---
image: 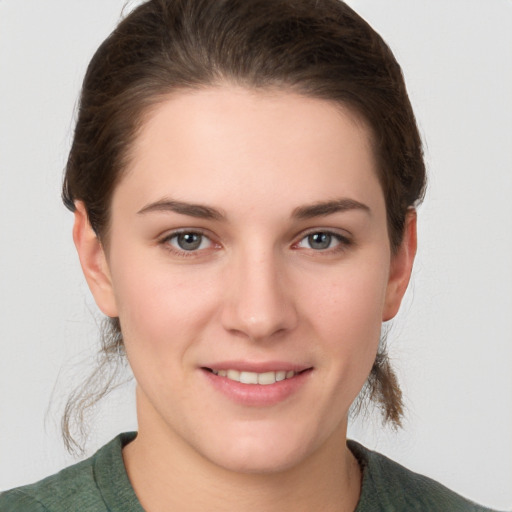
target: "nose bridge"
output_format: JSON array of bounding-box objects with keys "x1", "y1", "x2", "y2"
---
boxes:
[{"x1": 221, "y1": 243, "x2": 297, "y2": 341}]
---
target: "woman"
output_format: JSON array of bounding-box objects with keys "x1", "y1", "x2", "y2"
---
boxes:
[{"x1": 0, "y1": 0, "x2": 506, "y2": 510}]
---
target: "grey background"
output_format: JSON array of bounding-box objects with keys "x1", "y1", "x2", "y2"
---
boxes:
[{"x1": 0, "y1": 1, "x2": 511, "y2": 509}]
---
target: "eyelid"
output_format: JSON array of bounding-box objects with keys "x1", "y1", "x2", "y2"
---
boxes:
[
  {"x1": 159, "y1": 227, "x2": 208, "y2": 241},
  {"x1": 295, "y1": 226, "x2": 352, "y2": 241},
  {"x1": 158, "y1": 228, "x2": 220, "y2": 257},
  {"x1": 292, "y1": 228, "x2": 353, "y2": 252},
  {"x1": 156, "y1": 227, "x2": 352, "y2": 257}
]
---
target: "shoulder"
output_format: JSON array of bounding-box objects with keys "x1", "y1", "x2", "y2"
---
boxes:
[
  {"x1": 0, "y1": 455, "x2": 98, "y2": 512},
  {"x1": 0, "y1": 432, "x2": 138, "y2": 512},
  {"x1": 349, "y1": 440, "x2": 501, "y2": 512},
  {"x1": 0, "y1": 489, "x2": 48, "y2": 512}
]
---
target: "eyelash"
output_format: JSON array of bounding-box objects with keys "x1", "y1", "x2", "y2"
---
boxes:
[
  {"x1": 159, "y1": 229, "x2": 216, "y2": 258},
  {"x1": 158, "y1": 229, "x2": 352, "y2": 258},
  {"x1": 293, "y1": 229, "x2": 352, "y2": 254}
]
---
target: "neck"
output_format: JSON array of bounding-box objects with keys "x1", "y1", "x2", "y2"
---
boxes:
[{"x1": 123, "y1": 396, "x2": 361, "y2": 512}]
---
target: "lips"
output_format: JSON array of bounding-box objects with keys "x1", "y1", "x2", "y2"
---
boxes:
[
  {"x1": 206, "y1": 368, "x2": 301, "y2": 385},
  {"x1": 201, "y1": 363, "x2": 312, "y2": 406}
]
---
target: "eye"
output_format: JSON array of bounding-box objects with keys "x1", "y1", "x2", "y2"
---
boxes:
[
  {"x1": 296, "y1": 231, "x2": 348, "y2": 251},
  {"x1": 166, "y1": 231, "x2": 213, "y2": 252}
]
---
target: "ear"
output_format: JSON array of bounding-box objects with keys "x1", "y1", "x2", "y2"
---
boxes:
[
  {"x1": 73, "y1": 202, "x2": 118, "y2": 318},
  {"x1": 382, "y1": 209, "x2": 417, "y2": 321}
]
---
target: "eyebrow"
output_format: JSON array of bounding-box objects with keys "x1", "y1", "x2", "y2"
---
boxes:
[
  {"x1": 137, "y1": 199, "x2": 226, "y2": 221},
  {"x1": 291, "y1": 198, "x2": 371, "y2": 219},
  {"x1": 137, "y1": 197, "x2": 370, "y2": 221}
]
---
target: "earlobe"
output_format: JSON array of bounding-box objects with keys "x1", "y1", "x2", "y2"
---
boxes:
[
  {"x1": 382, "y1": 209, "x2": 417, "y2": 322},
  {"x1": 73, "y1": 202, "x2": 118, "y2": 318}
]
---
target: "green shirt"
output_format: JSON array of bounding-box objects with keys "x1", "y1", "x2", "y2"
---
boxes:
[{"x1": 0, "y1": 432, "x2": 500, "y2": 511}]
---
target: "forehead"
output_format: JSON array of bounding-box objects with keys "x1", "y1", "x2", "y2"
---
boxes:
[{"x1": 115, "y1": 86, "x2": 383, "y2": 217}]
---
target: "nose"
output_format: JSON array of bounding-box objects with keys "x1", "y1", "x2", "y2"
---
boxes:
[{"x1": 220, "y1": 248, "x2": 298, "y2": 342}]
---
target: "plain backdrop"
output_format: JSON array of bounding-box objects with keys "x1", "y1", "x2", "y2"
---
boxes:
[{"x1": 0, "y1": 0, "x2": 511, "y2": 509}]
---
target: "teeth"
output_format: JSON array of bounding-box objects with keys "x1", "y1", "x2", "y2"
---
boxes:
[
  {"x1": 276, "y1": 370, "x2": 286, "y2": 382},
  {"x1": 210, "y1": 369, "x2": 299, "y2": 385},
  {"x1": 240, "y1": 371, "x2": 258, "y2": 384},
  {"x1": 257, "y1": 371, "x2": 276, "y2": 385},
  {"x1": 227, "y1": 369, "x2": 240, "y2": 381}
]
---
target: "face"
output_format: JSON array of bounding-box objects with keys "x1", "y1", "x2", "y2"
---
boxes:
[{"x1": 76, "y1": 86, "x2": 415, "y2": 474}]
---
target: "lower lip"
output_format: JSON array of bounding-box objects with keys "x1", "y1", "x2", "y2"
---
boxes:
[{"x1": 201, "y1": 368, "x2": 312, "y2": 407}]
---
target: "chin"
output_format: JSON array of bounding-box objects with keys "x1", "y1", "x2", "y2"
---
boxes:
[
  {"x1": 209, "y1": 443, "x2": 308, "y2": 475},
  {"x1": 196, "y1": 422, "x2": 323, "y2": 475}
]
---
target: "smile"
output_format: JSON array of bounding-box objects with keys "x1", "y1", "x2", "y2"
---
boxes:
[
  {"x1": 202, "y1": 366, "x2": 313, "y2": 406},
  {"x1": 208, "y1": 369, "x2": 299, "y2": 385}
]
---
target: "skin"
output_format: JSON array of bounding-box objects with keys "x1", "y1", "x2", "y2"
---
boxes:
[{"x1": 73, "y1": 86, "x2": 416, "y2": 511}]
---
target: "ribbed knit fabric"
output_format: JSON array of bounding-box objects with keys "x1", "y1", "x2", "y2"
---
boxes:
[
  {"x1": 0, "y1": 433, "x2": 142, "y2": 512},
  {"x1": 0, "y1": 433, "x2": 501, "y2": 511},
  {"x1": 348, "y1": 441, "x2": 499, "y2": 512}
]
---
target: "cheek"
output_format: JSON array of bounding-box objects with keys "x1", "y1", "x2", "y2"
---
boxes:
[
  {"x1": 299, "y1": 257, "x2": 389, "y2": 384},
  {"x1": 110, "y1": 264, "x2": 224, "y2": 409},
  {"x1": 108, "y1": 247, "x2": 220, "y2": 361},
  {"x1": 306, "y1": 263, "x2": 388, "y2": 338}
]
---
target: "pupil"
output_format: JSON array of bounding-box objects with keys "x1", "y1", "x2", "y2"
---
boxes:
[
  {"x1": 309, "y1": 232, "x2": 331, "y2": 250},
  {"x1": 178, "y1": 233, "x2": 202, "y2": 250}
]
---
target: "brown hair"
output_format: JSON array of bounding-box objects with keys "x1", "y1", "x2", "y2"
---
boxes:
[{"x1": 62, "y1": 0, "x2": 426, "y2": 452}]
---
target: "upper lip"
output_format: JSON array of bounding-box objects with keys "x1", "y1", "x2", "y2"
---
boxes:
[{"x1": 201, "y1": 361, "x2": 312, "y2": 373}]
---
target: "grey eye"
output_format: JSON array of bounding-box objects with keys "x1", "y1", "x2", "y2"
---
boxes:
[
  {"x1": 296, "y1": 231, "x2": 344, "y2": 251},
  {"x1": 171, "y1": 232, "x2": 208, "y2": 251},
  {"x1": 307, "y1": 232, "x2": 334, "y2": 250}
]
